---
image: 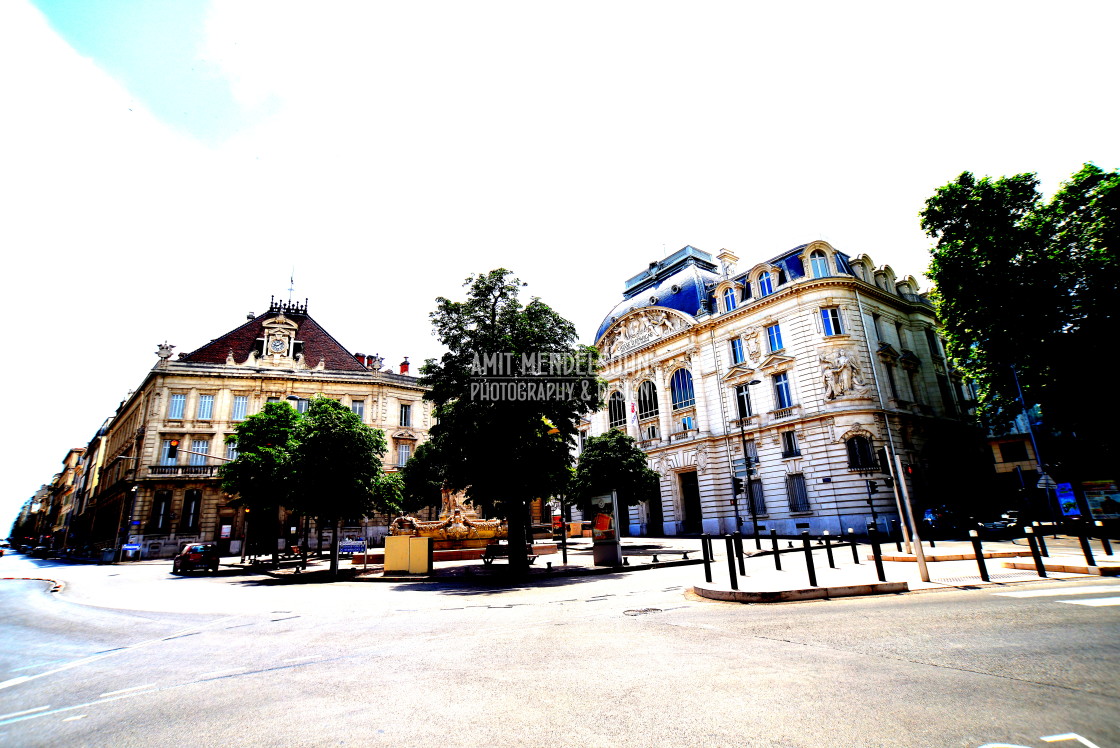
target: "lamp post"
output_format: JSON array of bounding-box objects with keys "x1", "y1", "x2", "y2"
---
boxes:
[{"x1": 737, "y1": 380, "x2": 762, "y2": 550}]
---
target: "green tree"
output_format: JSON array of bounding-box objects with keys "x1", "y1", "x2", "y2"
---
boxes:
[
  {"x1": 399, "y1": 440, "x2": 445, "y2": 517},
  {"x1": 292, "y1": 396, "x2": 394, "y2": 576},
  {"x1": 572, "y1": 430, "x2": 660, "y2": 516},
  {"x1": 421, "y1": 269, "x2": 603, "y2": 573},
  {"x1": 921, "y1": 163, "x2": 1119, "y2": 487},
  {"x1": 219, "y1": 401, "x2": 302, "y2": 563}
]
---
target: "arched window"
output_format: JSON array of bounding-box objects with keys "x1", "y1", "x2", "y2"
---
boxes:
[
  {"x1": 810, "y1": 250, "x2": 830, "y2": 278},
  {"x1": 670, "y1": 369, "x2": 695, "y2": 410},
  {"x1": 758, "y1": 272, "x2": 773, "y2": 297},
  {"x1": 846, "y1": 436, "x2": 877, "y2": 470},
  {"x1": 608, "y1": 392, "x2": 626, "y2": 428},
  {"x1": 722, "y1": 287, "x2": 737, "y2": 312},
  {"x1": 637, "y1": 381, "x2": 659, "y2": 420}
]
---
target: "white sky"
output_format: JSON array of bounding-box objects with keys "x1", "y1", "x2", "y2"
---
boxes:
[{"x1": 1, "y1": 0, "x2": 1116, "y2": 531}]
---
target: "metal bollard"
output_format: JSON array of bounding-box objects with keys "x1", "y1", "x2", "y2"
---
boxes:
[
  {"x1": 1033, "y1": 522, "x2": 1049, "y2": 557},
  {"x1": 801, "y1": 531, "x2": 818, "y2": 587},
  {"x1": 770, "y1": 528, "x2": 782, "y2": 571},
  {"x1": 868, "y1": 526, "x2": 886, "y2": 582},
  {"x1": 891, "y1": 519, "x2": 902, "y2": 552},
  {"x1": 734, "y1": 532, "x2": 746, "y2": 576},
  {"x1": 968, "y1": 530, "x2": 989, "y2": 582},
  {"x1": 1024, "y1": 527, "x2": 1047, "y2": 578},
  {"x1": 823, "y1": 531, "x2": 836, "y2": 569},
  {"x1": 1095, "y1": 521, "x2": 1113, "y2": 556},
  {"x1": 701, "y1": 533, "x2": 712, "y2": 583},
  {"x1": 724, "y1": 535, "x2": 738, "y2": 590},
  {"x1": 848, "y1": 528, "x2": 860, "y2": 564},
  {"x1": 1078, "y1": 531, "x2": 1097, "y2": 567}
]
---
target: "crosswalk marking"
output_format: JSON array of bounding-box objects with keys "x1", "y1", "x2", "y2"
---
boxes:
[
  {"x1": 1055, "y1": 596, "x2": 1120, "y2": 607},
  {"x1": 993, "y1": 585, "x2": 1120, "y2": 598}
]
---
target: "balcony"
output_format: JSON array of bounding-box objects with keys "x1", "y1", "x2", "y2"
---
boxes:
[
  {"x1": 146, "y1": 465, "x2": 219, "y2": 478},
  {"x1": 768, "y1": 405, "x2": 801, "y2": 423},
  {"x1": 669, "y1": 429, "x2": 698, "y2": 443}
]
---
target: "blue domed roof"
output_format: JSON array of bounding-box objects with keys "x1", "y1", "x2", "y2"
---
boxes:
[{"x1": 595, "y1": 246, "x2": 722, "y2": 342}]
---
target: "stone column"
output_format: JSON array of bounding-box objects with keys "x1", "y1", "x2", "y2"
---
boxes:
[{"x1": 655, "y1": 365, "x2": 672, "y2": 444}]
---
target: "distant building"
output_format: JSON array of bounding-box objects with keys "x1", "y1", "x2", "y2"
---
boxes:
[
  {"x1": 584, "y1": 243, "x2": 986, "y2": 537},
  {"x1": 68, "y1": 298, "x2": 430, "y2": 559}
]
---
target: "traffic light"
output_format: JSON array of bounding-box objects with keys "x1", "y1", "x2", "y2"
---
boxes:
[
  {"x1": 167, "y1": 439, "x2": 180, "y2": 460},
  {"x1": 733, "y1": 477, "x2": 744, "y2": 495},
  {"x1": 866, "y1": 480, "x2": 878, "y2": 494}
]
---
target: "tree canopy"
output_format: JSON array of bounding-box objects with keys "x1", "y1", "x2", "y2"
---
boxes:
[
  {"x1": 219, "y1": 401, "x2": 302, "y2": 514},
  {"x1": 921, "y1": 163, "x2": 1119, "y2": 480},
  {"x1": 572, "y1": 430, "x2": 660, "y2": 515},
  {"x1": 420, "y1": 269, "x2": 603, "y2": 571}
]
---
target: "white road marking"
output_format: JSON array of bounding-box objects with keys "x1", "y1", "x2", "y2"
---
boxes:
[
  {"x1": 993, "y1": 585, "x2": 1120, "y2": 598},
  {"x1": 1041, "y1": 734, "x2": 1104, "y2": 748},
  {"x1": 0, "y1": 615, "x2": 239, "y2": 692},
  {"x1": 62, "y1": 715, "x2": 87, "y2": 722},
  {"x1": 199, "y1": 668, "x2": 245, "y2": 678},
  {"x1": 98, "y1": 684, "x2": 156, "y2": 698},
  {"x1": 1056, "y1": 596, "x2": 1120, "y2": 607},
  {"x1": 0, "y1": 706, "x2": 48, "y2": 721},
  {"x1": 281, "y1": 656, "x2": 318, "y2": 663}
]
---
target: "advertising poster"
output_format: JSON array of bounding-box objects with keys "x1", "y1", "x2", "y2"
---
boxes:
[
  {"x1": 1055, "y1": 483, "x2": 1080, "y2": 517},
  {"x1": 1082, "y1": 480, "x2": 1120, "y2": 520}
]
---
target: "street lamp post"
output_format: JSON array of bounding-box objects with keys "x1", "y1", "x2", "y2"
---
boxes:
[{"x1": 737, "y1": 380, "x2": 762, "y2": 550}]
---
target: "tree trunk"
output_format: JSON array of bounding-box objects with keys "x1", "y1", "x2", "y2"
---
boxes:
[
  {"x1": 330, "y1": 518, "x2": 340, "y2": 577},
  {"x1": 506, "y1": 500, "x2": 531, "y2": 576}
]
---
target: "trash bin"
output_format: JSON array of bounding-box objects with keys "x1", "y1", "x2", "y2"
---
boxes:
[
  {"x1": 100, "y1": 548, "x2": 117, "y2": 564},
  {"x1": 122, "y1": 548, "x2": 139, "y2": 561}
]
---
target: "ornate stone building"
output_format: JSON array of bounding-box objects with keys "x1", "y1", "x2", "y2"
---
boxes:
[
  {"x1": 586, "y1": 243, "x2": 979, "y2": 537},
  {"x1": 72, "y1": 299, "x2": 431, "y2": 558}
]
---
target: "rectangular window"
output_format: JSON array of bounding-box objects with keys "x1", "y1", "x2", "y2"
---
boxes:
[
  {"x1": 730, "y1": 338, "x2": 745, "y2": 365},
  {"x1": 351, "y1": 399, "x2": 365, "y2": 419},
  {"x1": 149, "y1": 490, "x2": 171, "y2": 532},
  {"x1": 680, "y1": 415, "x2": 695, "y2": 431},
  {"x1": 294, "y1": 398, "x2": 310, "y2": 414},
  {"x1": 773, "y1": 372, "x2": 793, "y2": 409},
  {"x1": 161, "y1": 439, "x2": 179, "y2": 466},
  {"x1": 821, "y1": 307, "x2": 844, "y2": 336},
  {"x1": 925, "y1": 329, "x2": 941, "y2": 357},
  {"x1": 168, "y1": 394, "x2": 186, "y2": 420},
  {"x1": 266, "y1": 396, "x2": 280, "y2": 403},
  {"x1": 397, "y1": 443, "x2": 411, "y2": 467},
  {"x1": 189, "y1": 439, "x2": 209, "y2": 466},
  {"x1": 735, "y1": 384, "x2": 753, "y2": 420},
  {"x1": 197, "y1": 394, "x2": 214, "y2": 420},
  {"x1": 885, "y1": 363, "x2": 899, "y2": 399},
  {"x1": 936, "y1": 374, "x2": 957, "y2": 417},
  {"x1": 180, "y1": 489, "x2": 201, "y2": 531},
  {"x1": 231, "y1": 396, "x2": 248, "y2": 421},
  {"x1": 999, "y1": 442, "x2": 1029, "y2": 463},
  {"x1": 226, "y1": 441, "x2": 239, "y2": 461},
  {"x1": 400, "y1": 403, "x2": 412, "y2": 427},
  {"x1": 781, "y1": 430, "x2": 800, "y2": 458},
  {"x1": 766, "y1": 323, "x2": 783, "y2": 353},
  {"x1": 872, "y1": 314, "x2": 883, "y2": 342},
  {"x1": 786, "y1": 474, "x2": 810, "y2": 512}
]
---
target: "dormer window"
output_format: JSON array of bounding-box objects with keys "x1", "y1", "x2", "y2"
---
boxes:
[
  {"x1": 810, "y1": 250, "x2": 830, "y2": 278},
  {"x1": 759, "y1": 272, "x2": 774, "y2": 297},
  {"x1": 722, "y1": 287, "x2": 738, "y2": 312}
]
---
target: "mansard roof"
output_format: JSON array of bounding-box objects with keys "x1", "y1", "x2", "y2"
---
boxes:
[{"x1": 178, "y1": 299, "x2": 370, "y2": 373}]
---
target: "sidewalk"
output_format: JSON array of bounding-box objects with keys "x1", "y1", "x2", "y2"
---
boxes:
[{"x1": 692, "y1": 535, "x2": 1120, "y2": 603}]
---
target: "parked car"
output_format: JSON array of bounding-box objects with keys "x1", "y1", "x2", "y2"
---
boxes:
[
  {"x1": 172, "y1": 543, "x2": 220, "y2": 574},
  {"x1": 976, "y1": 511, "x2": 1021, "y2": 539},
  {"x1": 30, "y1": 546, "x2": 53, "y2": 558}
]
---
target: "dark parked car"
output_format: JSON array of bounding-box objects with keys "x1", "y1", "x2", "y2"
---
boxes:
[
  {"x1": 976, "y1": 511, "x2": 1021, "y2": 539},
  {"x1": 30, "y1": 546, "x2": 53, "y2": 558},
  {"x1": 172, "y1": 543, "x2": 220, "y2": 574}
]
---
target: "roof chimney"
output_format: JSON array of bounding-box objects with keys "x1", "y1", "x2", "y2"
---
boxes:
[{"x1": 399, "y1": 357, "x2": 410, "y2": 375}]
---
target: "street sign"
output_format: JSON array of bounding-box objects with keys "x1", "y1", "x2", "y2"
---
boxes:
[
  {"x1": 1037, "y1": 473, "x2": 1057, "y2": 489},
  {"x1": 339, "y1": 540, "x2": 366, "y2": 554},
  {"x1": 122, "y1": 544, "x2": 140, "y2": 551}
]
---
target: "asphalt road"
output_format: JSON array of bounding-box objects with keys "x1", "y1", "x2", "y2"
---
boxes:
[{"x1": 1, "y1": 553, "x2": 1117, "y2": 748}]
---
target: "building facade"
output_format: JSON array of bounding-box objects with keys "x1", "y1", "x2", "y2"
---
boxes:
[
  {"x1": 69, "y1": 298, "x2": 431, "y2": 559},
  {"x1": 585, "y1": 243, "x2": 981, "y2": 537}
]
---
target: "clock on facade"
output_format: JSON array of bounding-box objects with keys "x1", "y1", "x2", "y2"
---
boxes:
[{"x1": 270, "y1": 338, "x2": 287, "y2": 353}]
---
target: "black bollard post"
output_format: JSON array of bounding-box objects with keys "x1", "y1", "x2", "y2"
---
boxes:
[
  {"x1": 1024, "y1": 527, "x2": 1047, "y2": 578},
  {"x1": 891, "y1": 519, "x2": 902, "y2": 552},
  {"x1": 869, "y1": 526, "x2": 885, "y2": 582},
  {"x1": 1095, "y1": 521, "x2": 1113, "y2": 556},
  {"x1": 928, "y1": 533, "x2": 936, "y2": 549},
  {"x1": 769, "y1": 528, "x2": 782, "y2": 571},
  {"x1": 823, "y1": 531, "x2": 836, "y2": 569},
  {"x1": 724, "y1": 535, "x2": 738, "y2": 590},
  {"x1": 848, "y1": 528, "x2": 860, "y2": 564},
  {"x1": 734, "y1": 532, "x2": 746, "y2": 576},
  {"x1": 801, "y1": 531, "x2": 818, "y2": 587},
  {"x1": 1078, "y1": 531, "x2": 1097, "y2": 567},
  {"x1": 1033, "y1": 522, "x2": 1049, "y2": 557},
  {"x1": 968, "y1": 530, "x2": 989, "y2": 582},
  {"x1": 701, "y1": 533, "x2": 712, "y2": 583}
]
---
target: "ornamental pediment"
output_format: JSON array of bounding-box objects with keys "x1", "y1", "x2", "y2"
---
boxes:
[
  {"x1": 722, "y1": 364, "x2": 760, "y2": 383},
  {"x1": 599, "y1": 307, "x2": 694, "y2": 360},
  {"x1": 758, "y1": 354, "x2": 795, "y2": 372},
  {"x1": 392, "y1": 429, "x2": 418, "y2": 440},
  {"x1": 876, "y1": 341, "x2": 899, "y2": 361}
]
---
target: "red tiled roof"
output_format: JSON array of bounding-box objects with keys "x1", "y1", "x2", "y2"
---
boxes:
[{"x1": 179, "y1": 308, "x2": 370, "y2": 373}]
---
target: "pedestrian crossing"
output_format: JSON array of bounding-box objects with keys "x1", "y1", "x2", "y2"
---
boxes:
[{"x1": 993, "y1": 584, "x2": 1120, "y2": 606}]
